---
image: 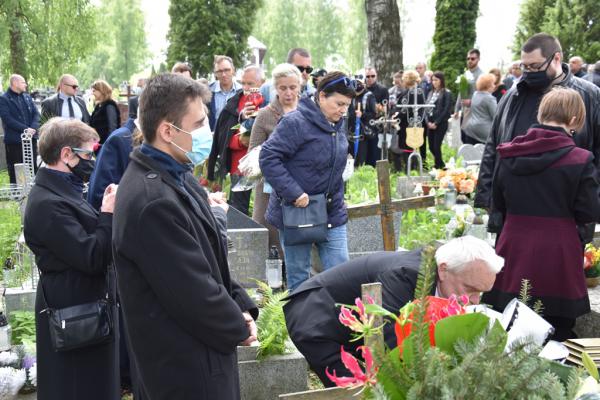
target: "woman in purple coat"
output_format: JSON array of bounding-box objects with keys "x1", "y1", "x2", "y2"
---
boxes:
[{"x1": 483, "y1": 87, "x2": 600, "y2": 340}]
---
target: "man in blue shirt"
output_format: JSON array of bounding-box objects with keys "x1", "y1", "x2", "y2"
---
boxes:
[
  {"x1": 209, "y1": 55, "x2": 241, "y2": 130},
  {"x1": 0, "y1": 74, "x2": 40, "y2": 184}
]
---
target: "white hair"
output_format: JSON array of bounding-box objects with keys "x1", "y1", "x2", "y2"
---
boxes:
[
  {"x1": 435, "y1": 236, "x2": 504, "y2": 274},
  {"x1": 243, "y1": 64, "x2": 265, "y2": 82},
  {"x1": 271, "y1": 63, "x2": 302, "y2": 85}
]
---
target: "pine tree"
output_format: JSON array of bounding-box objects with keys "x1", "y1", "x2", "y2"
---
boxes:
[
  {"x1": 429, "y1": 0, "x2": 479, "y2": 95},
  {"x1": 167, "y1": 0, "x2": 263, "y2": 77}
]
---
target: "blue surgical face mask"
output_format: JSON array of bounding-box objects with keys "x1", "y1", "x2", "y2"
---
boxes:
[{"x1": 169, "y1": 123, "x2": 213, "y2": 166}]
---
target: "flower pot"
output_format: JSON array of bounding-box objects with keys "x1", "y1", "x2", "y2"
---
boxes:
[
  {"x1": 586, "y1": 276, "x2": 600, "y2": 288},
  {"x1": 422, "y1": 182, "x2": 439, "y2": 196}
]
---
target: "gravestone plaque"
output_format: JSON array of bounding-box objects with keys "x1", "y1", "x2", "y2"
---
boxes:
[
  {"x1": 227, "y1": 207, "x2": 269, "y2": 288},
  {"x1": 347, "y1": 211, "x2": 403, "y2": 258},
  {"x1": 238, "y1": 345, "x2": 308, "y2": 400}
]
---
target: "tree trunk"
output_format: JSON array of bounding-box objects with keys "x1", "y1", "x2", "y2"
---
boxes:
[
  {"x1": 365, "y1": 0, "x2": 403, "y2": 87},
  {"x1": 8, "y1": 4, "x2": 28, "y2": 79}
]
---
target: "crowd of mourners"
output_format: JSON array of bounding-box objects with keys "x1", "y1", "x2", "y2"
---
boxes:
[{"x1": 1, "y1": 31, "x2": 600, "y2": 400}]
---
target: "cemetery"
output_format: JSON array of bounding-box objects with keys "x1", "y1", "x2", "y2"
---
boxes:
[{"x1": 0, "y1": 121, "x2": 598, "y2": 399}]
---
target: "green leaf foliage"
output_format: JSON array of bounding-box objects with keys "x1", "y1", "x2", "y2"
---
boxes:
[
  {"x1": 512, "y1": 0, "x2": 554, "y2": 57},
  {"x1": 0, "y1": 0, "x2": 97, "y2": 87},
  {"x1": 254, "y1": 281, "x2": 290, "y2": 360},
  {"x1": 9, "y1": 311, "x2": 35, "y2": 345},
  {"x1": 167, "y1": 0, "x2": 263, "y2": 77},
  {"x1": 429, "y1": 0, "x2": 479, "y2": 94},
  {"x1": 0, "y1": 201, "x2": 21, "y2": 272},
  {"x1": 433, "y1": 313, "x2": 489, "y2": 356}
]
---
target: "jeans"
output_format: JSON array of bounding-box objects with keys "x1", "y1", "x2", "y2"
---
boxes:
[{"x1": 279, "y1": 224, "x2": 349, "y2": 291}]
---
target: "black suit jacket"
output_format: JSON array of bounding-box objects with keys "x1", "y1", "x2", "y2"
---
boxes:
[
  {"x1": 284, "y1": 249, "x2": 424, "y2": 369},
  {"x1": 112, "y1": 148, "x2": 257, "y2": 400},
  {"x1": 41, "y1": 93, "x2": 91, "y2": 124},
  {"x1": 23, "y1": 168, "x2": 118, "y2": 399}
]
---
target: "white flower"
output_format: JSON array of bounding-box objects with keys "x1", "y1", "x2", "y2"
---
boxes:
[
  {"x1": 0, "y1": 367, "x2": 26, "y2": 399},
  {"x1": 0, "y1": 352, "x2": 18, "y2": 367},
  {"x1": 27, "y1": 363, "x2": 36, "y2": 387}
]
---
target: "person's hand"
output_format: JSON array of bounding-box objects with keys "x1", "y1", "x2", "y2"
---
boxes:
[
  {"x1": 208, "y1": 192, "x2": 229, "y2": 213},
  {"x1": 239, "y1": 312, "x2": 258, "y2": 346},
  {"x1": 428, "y1": 122, "x2": 437, "y2": 130},
  {"x1": 100, "y1": 184, "x2": 118, "y2": 214},
  {"x1": 24, "y1": 128, "x2": 36, "y2": 135},
  {"x1": 294, "y1": 193, "x2": 309, "y2": 208},
  {"x1": 241, "y1": 101, "x2": 256, "y2": 120},
  {"x1": 462, "y1": 99, "x2": 471, "y2": 107},
  {"x1": 452, "y1": 112, "x2": 459, "y2": 119},
  {"x1": 355, "y1": 109, "x2": 363, "y2": 118},
  {"x1": 211, "y1": 182, "x2": 222, "y2": 192},
  {"x1": 239, "y1": 133, "x2": 250, "y2": 148}
]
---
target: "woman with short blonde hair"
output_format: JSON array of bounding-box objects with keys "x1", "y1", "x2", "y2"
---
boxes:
[
  {"x1": 90, "y1": 79, "x2": 120, "y2": 144},
  {"x1": 463, "y1": 73, "x2": 497, "y2": 144},
  {"x1": 483, "y1": 86, "x2": 599, "y2": 341}
]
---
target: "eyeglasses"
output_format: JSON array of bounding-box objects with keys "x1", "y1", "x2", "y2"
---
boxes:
[
  {"x1": 520, "y1": 54, "x2": 555, "y2": 72},
  {"x1": 466, "y1": 57, "x2": 478, "y2": 61},
  {"x1": 322, "y1": 76, "x2": 358, "y2": 91},
  {"x1": 70, "y1": 147, "x2": 95, "y2": 160},
  {"x1": 365, "y1": 75, "x2": 376, "y2": 78},
  {"x1": 64, "y1": 84, "x2": 79, "y2": 89},
  {"x1": 214, "y1": 68, "x2": 232, "y2": 75},
  {"x1": 295, "y1": 65, "x2": 314, "y2": 74}
]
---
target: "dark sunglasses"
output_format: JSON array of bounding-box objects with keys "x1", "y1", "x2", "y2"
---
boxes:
[
  {"x1": 466, "y1": 57, "x2": 478, "y2": 61},
  {"x1": 365, "y1": 75, "x2": 376, "y2": 78},
  {"x1": 65, "y1": 84, "x2": 79, "y2": 89},
  {"x1": 295, "y1": 65, "x2": 314, "y2": 74},
  {"x1": 322, "y1": 76, "x2": 358, "y2": 91}
]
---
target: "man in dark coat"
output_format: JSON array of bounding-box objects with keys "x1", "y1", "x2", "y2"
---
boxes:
[
  {"x1": 475, "y1": 33, "x2": 600, "y2": 240},
  {"x1": 584, "y1": 61, "x2": 600, "y2": 89},
  {"x1": 112, "y1": 73, "x2": 258, "y2": 400},
  {"x1": 284, "y1": 237, "x2": 503, "y2": 387},
  {"x1": 0, "y1": 74, "x2": 40, "y2": 184},
  {"x1": 41, "y1": 74, "x2": 90, "y2": 124}
]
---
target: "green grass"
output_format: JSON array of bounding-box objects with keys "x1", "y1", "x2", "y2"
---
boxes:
[{"x1": 0, "y1": 169, "x2": 8, "y2": 186}]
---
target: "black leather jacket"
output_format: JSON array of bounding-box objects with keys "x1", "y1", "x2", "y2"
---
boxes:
[{"x1": 476, "y1": 64, "x2": 600, "y2": 208}]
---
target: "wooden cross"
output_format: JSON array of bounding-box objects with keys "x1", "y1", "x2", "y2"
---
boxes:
[{"x1": 346, "y1": 159, "x2": 435, "y2": 251}]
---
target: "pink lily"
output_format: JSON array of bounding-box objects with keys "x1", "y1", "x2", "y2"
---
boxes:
[
  {"x1": 338, "y1": 296, "x2": 375, "y2": 333},
  {"x1": 326, "y1": 346, "x2": 377, "y2": 388}
]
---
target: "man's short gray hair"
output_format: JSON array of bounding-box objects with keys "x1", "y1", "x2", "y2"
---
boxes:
[
  {"x1": 243, "y1": 64, "x2": 265, "y2": 82},
  {"x1": 435, "y1": 236, "x2": 504, "y2": 274},
  {"x1": 271, "y1": 63, "x2": 302, "y2": 85},
  {"x1": 9, "y1": 74, "x2": 24, "y2": 85},
  {"x1": 286, "y1": 48, "x2": 310, "y2": 63}
]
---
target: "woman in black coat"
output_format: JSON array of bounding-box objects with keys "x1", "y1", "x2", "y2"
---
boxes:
[
  {"x1": 23, "y1": 118, "x2": 119, "y2": 400},
  {"x1": 483, "y1": 88, "x2": 600, "y2": 341},
  {"x1": 90, "y1": 79, "x2": 121, "y2": 144},
  {"x1": 426, "y1": 71, "x2": 452, "y2": 169}
]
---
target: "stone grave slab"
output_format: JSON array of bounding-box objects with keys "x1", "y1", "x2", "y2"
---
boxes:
[
  {"x1": 3, "y1": 287, "x2": 36, "y2": 316},
  {"x1": 238, "y1": 345, "x2": 308, "y2": 400},
  {"x1": 396, "y1": 175, "x2": 430, "y2": 199},
  {"x1": 575, "y1": 284, "x2": 600, "y2": 338},
  {"x1": 346, "y1": 211, "x2": 403, "y2": 258},
  {"x1": 457, "y1": 144, "x2": 484, "y2": 167},
  {"x1": 227, "y1": 207, "x2": 269, "y2": 288}
]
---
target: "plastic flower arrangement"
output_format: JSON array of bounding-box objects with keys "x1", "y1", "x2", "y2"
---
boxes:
[
  {"x1": 584, "y1": 244, "x2": 600, "y2": 278},
  {"x1": 435, "y1": 166, "x2": 478, "y2": 194}
]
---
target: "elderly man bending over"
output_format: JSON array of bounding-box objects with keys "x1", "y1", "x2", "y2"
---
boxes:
[{"x1": 283, "y1": 236, "x2": 504, "y2": 387}]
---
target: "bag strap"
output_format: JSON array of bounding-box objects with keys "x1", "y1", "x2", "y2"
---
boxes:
[{"x1": 38, "y1": 266, "x2": 113, "y2": 313}]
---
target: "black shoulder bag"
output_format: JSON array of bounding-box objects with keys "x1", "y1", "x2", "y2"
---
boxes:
[
  {"x1": 39, "y1": 265, "x2": 114, "y2": 352},
  {"x1": 281, "y1": 132, "x2": 338, "y2": 246}
]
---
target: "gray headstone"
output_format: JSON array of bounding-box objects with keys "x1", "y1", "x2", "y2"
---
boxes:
[
  {"x1": 396, "y1": 175, "x2": 430, "y2": 199},
  {"x1": 3, "y1": 287, "x2": 36, "y2": 316},
  {"x1": 227, "y1": 207, "x2": 269, "y2": 288},
  {"x1": 237, "y1": 345, "x2": 308, "y2": 400},
  {"x1": 457, "y1": 144, "x2": 483, "y2": 166},
  {"x1": 346, "y1": 211, "x2": 403, "y2": 258},
  {"x1": 575, "y1": 284, "x2": 600, "y2": 338}
]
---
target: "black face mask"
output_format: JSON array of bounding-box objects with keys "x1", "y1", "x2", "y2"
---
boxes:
[
  {"x1": 67, "y1": 155, "x2": 95, "y2": 183},
  {"x1": 522, "y1": 56, "x2": 560, "y2": 91}
]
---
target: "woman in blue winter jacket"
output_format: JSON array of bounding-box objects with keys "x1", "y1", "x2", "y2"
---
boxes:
[{"x1": 260, "y1": 71, "x2": 356, "y2": 291}]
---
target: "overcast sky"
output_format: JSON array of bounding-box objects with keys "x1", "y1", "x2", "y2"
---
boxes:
[{"x1": 140, "y1": 0, "x2": 523, "y2": 71}]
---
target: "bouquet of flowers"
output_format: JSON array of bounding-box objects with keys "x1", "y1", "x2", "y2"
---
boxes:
[
  {"x1": 434, "y1": 166, "x2": 478, "y2": 195},
  {"x1": 584, "y1": 244, "x2": 600, "y2": 289},
  {"x1": 232, "y1": 145, "x2": 262, "y2": 192},
  {"x1": 326, "y1": 247, "x2": 596, "y2": 399}
]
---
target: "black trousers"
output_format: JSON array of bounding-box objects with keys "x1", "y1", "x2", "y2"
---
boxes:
[
  {"x1": 428, "y1": 122, "x2": 448, "y2": 169},
  {"x1": 545, "y1": 316, "x2": 577, "y2": 342},
  {"x1": 229, "y1": 174, "x2": 252, "y2": 216},
  {"x1": 462, "y1": 133, "x2": 483, "y2": 145},
  {"x1": 5, "y1": 141, "x2": 38, "y2": 185}
]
